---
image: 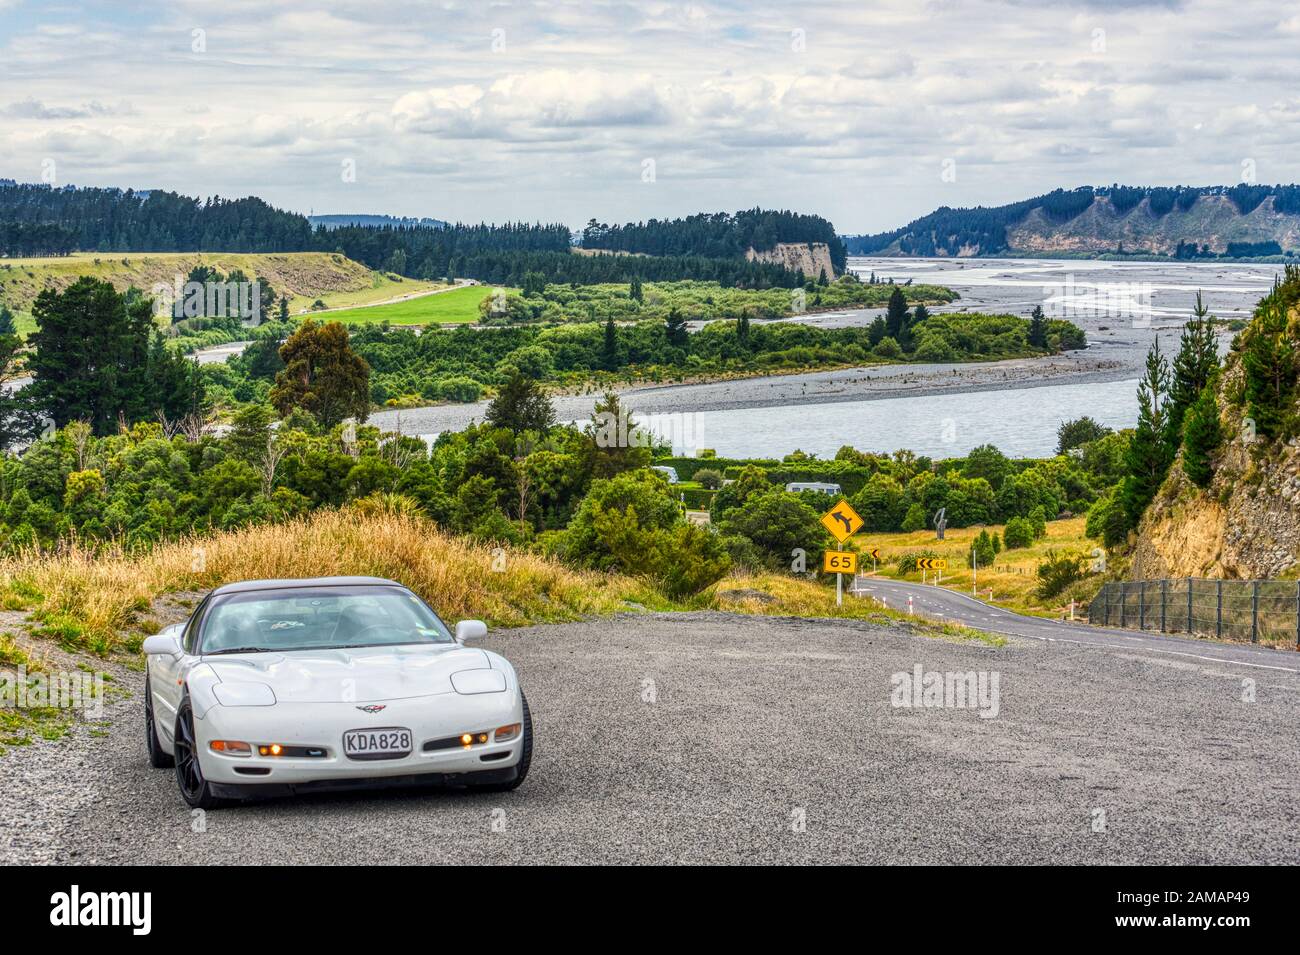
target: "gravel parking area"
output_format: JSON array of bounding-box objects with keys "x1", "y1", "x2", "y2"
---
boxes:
[{"x1": 3, "y1": 611, "x2": 1297, "y2": 865}]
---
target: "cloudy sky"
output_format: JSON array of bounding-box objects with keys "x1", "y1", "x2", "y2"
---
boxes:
[{"x1": 1, "y1": 0, "x2": 1297, "y2": 233}]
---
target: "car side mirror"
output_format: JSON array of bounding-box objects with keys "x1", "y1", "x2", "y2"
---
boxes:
[
  {"x1": 454, "y1": 620, "x2": 488, "y2": 644},
  {"x1": 142, "y1": 632, "x2": 182, "y2": 656}
]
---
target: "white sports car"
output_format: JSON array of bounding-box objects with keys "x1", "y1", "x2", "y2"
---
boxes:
[{"x1": 141, "y1": 576, "x2": 532, "y2": 808}]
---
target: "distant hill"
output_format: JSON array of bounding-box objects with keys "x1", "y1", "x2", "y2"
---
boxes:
[
  {"x1": 310, "y1": 213, "x2": 448, "y2": 230},
  {"x1": 580, "y1": 209, "x2": 847, "y2": 274},
  {"x1": 0, "y1": 182, "x2": 813, "y2": 288},
  {"x1": 844, "y1": 185, "x2": 1300, "y2": 260}
]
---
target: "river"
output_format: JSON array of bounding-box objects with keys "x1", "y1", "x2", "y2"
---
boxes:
[{"x1": 260, "y1": 257, "x2": 1286, "y2": 459}]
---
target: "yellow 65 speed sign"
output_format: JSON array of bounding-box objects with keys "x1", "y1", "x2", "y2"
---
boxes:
[{"x1": 822, "y1": 550, "x2": 858, "y2": 574}]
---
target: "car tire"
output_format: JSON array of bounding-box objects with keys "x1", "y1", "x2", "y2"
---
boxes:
[
  {"x1": 173, "y1": 695, "x2": 227, "y2": 810},
  {"x1": 476, "y1": 690, "x2": 533, "y2": 792},
  {"x1": 144, "y1": 679, "x2": 174, "y2": 769}
]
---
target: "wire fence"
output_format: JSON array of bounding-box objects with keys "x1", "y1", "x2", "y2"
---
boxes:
[{"x1": 1089, "y1": 578, "x2": 1300, "y2": 648}]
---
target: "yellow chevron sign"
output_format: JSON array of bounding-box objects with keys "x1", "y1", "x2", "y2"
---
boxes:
[{"x1": 915, "y1": 557, "x2": 948, "y2": 570}]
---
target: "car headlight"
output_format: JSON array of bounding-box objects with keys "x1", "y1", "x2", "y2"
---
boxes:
[
  {"x1": 449, "y1": 670, "x2": 506, "y2": 695},
  {"x1": 209, "y1": 740, "x2": 252, "y2": 756},
  {"x1": 212, "y1": 682, "x2": 277, "y2": 707},
  {"x1": 493, "y1": 723, "x2": 522, "y2": 742}
]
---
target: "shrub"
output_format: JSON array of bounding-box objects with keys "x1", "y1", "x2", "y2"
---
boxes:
[
  {"x1": 1002, "y1": 516, "x2": 1034, "y2": 549},
  {"x1": 913, "y1": 336, "x2": 956, "y2": 363},
  {"x1": 694, "y1": 468, "x2": 724, "y2": 490},
  {"x1": 717, "y1": 489, "x2": 825, "y2": 570},
  {"x1": 873, "y1": 336, "x2": 902, "y2": 359},
  {"x1": 1034, "y1": 550, "x2": 1089, "y2": 600},
  {"x1": 1027, "y1": 506, "x2": 1047, "y2": 539},
  {"x1": 1085, "y1": 489, "x2": 1128, "y2": 549},
  {"x1": 895, "y1": 549, "x2": 940, "y2": 575}
]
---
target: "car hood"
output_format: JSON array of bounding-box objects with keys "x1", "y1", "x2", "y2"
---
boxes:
[{"x1": 200, "y1": 643, "x2": 493, "y2": 703}]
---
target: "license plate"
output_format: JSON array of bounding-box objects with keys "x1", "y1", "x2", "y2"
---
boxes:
[{"x1": 343, "y1": 727, "x2": 412, "y2": 760}]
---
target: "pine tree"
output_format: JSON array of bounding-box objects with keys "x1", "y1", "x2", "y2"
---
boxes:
[
  {"x1": 1181, "y1": 382, "x2": 1222, "y2": 489},
  {"x1": 0, "y1": 305, "x2": 16, "y2": 336},
  {"x1": 912, "y1": 303, "x2": 930, "y2": 326},
  {"x1": 1168, "y1": 291, "x2": 1219, "y2": 440},
  {"x1": 24, "y1": 277, "x2": 165, "y2": 434},
  {"x1": 1241, "y1": 300, "x2": 1298, "y2": 442},
  {"x1": 1120, "y1": 337, "x2": 1175, "y2": 529},
  {"x1": 629, "y1": 275, "x2": 643, "y2": 303},
  {"x1": 868, "y1": 315, "x2": 887, "y2": 346},
  {"x1": 486, "y1": 369, "x2": 556, "y2": 435},
  {"x1": 0, "y1": 334, "x2": 39, "y2": 450},
  {"x1": 602, "y1": 315, "x2": 618, "y2": 370},
  {"x1": 885, "y1": 286, "x2": 908, "y2": 339},
  {"x1": 737, "y1": 312, "x2": 750, "y2": 347},
  {"x1": 664, "y1": 307, "x2": 688, "y2": 348},
  {"x1": 1027, "y1": 304, "x2": 1048, "y2": 349}
]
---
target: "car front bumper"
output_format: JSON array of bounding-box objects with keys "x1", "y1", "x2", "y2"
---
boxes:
[{"x1": 192, "y1": 690, "x2": 524, "y2": 795}]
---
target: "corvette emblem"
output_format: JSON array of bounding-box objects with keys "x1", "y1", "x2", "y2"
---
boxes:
[{"x1": 356, "y1": 704, "x2": 387, "y2": 713}]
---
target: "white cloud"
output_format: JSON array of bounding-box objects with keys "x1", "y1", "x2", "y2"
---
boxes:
[{"x1": 0, "y1": 0, "x2": 1294, "y2": 232}]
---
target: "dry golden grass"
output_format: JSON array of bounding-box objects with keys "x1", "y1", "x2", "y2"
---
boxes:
[
  {"x1": 0, "y1": 508, "x2": 668, "y2": 653},
  {"x1": 1, "y1": 507, "x2": 1011, "y2": 657}
]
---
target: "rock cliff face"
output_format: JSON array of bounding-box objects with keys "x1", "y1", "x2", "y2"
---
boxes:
[
  {"x1": 1130, "y1": 340, "x2": 1300, "y2": 581},
  {"x1": 1008, "y1": 195, "x2": 1300, "y2": 257},
  {"x1": 746, "y1": 242, "x2": 836, "y2": 279},
  {"x1": 1131, "y1": 432, "x2": 1300, "y2": 579}
]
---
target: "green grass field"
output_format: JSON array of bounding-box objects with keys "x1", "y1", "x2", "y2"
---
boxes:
[
  {"x1": 324, "y1": 285, "x2": 511, "y2": 326},
  {"x1": 0, "y1": 251, "x2": 447, "y2": 336}
]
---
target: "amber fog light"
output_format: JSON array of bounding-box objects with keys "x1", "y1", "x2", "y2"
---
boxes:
[
  {"x1": 494, "y1": 723, "x2": 521, "y2": 743},
  {"x1": 210, "y1": 740, "x2": 251, "y2": 756},
  {"x1": 258, "y1": 744, "x2": 285, "y2": 757}
]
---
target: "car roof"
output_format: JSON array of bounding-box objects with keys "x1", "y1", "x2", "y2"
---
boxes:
[{"x1": 209, "y1": 576, "x2": 409, "y2": 596}]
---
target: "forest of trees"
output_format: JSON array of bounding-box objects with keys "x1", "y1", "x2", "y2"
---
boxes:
[
  {"x1": 843, "y1": 184, "x2": 1300, "y2": 257},
  {"x1": 580, "y1": 209, "x2": 848, "y2": 273},
  {"x1": 0, "y1": 184, "x2": 316, "y2": 253},
  {"x1": 0, "y1": 183, "x2": 808, "y2": 288}
]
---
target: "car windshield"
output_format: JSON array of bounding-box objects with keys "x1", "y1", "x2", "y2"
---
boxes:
[{"x1": 197, "y1": 585, "x2": 454, "y2": 654}]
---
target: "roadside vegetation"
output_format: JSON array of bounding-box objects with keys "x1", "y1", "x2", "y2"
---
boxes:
[{"x1": 0, "y1": 505, "x2": 1002, "y2": 664}]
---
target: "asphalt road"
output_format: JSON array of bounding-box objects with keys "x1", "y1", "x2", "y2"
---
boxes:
[
  {"x1": 851, "y1": 577, "x2": 1300, "y2": 675},
  {"x1": 3, "y1": 610, "x2": 1298, "y2": 865}
]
